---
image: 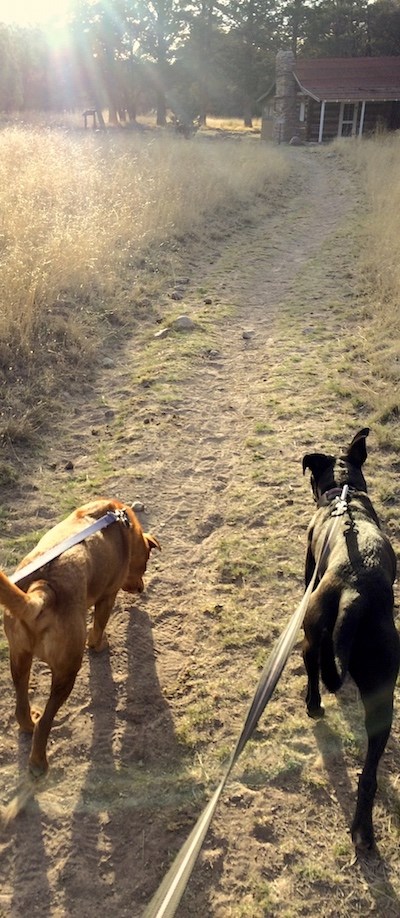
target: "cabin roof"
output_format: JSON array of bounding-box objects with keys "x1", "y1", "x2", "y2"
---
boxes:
[
  {"x1": 258, "y1": 56, "x2": 400, "y2": 104},
  {"x1": 293, "y1": 56, "x2": 400, "y2": 102}
]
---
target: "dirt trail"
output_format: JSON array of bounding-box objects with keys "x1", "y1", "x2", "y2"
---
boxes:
[{"x1": 0, "y1": 147, "x2": 399, "y2": 918}]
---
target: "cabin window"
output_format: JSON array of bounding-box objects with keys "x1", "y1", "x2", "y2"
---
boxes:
[{"x1": 299, "y1": 101, "x2": 305, "y2": 122}]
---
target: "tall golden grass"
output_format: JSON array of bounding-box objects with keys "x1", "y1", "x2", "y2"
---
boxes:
[
  {"x1": 0, "y1": 127, "x2": 286, "y2": 342},
  {"x1": 201, "y1": 116, "x2": 262, "y2": 133},
  {"x1": 351, "y1": 134, "x2": 400, "y2": 310},
  {"x1": 0, "y1": 126, "x2": 288, "y2": 446},
  {"x1": 335, "y1": 134, "x2": 400, "y2": 425}
]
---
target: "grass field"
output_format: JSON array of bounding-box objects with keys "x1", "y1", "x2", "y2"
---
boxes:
[
  {"x1": 333, "y1": 134, "x2": 400, "y2": 427},
  {"x1": 1, "y1": 125, "x2": 398, "y2": 459},
  {"x1": 0, "y1": 123, "x2": 286, "y2": 455},
  {"x1": 0, "y1": 125, "x2": 399, "y2": 917}
]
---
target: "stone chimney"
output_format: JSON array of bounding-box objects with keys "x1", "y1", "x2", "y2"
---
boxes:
[{"x1": 273, "y1": 50, "x2": 297, "y2": 143}]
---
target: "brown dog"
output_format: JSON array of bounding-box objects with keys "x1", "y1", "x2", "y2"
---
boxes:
[
  {"x1": 0, "y1": 498, "x2": 160, "y2": 776},
  {"x1": 302, "y1": 429, "x2": 399, "y2": 851}
]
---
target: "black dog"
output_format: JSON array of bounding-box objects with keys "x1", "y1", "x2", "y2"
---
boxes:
[{"x1": 302, "y1": 428, "x2": 399, "y2": 851}]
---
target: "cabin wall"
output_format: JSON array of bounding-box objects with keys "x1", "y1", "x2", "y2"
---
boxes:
[
  {"x1": 260, "y1": 52, "x2": 400, "y2": 143},
  {"x1": 306, "y1": 101, "x2": 342, "y2": 141},
  {"x1": 363, "y1": 100, "x2": 400, "y2": 133},
  {"x1": 305, "y1": 98, "x2": 400, "y2": 141}
]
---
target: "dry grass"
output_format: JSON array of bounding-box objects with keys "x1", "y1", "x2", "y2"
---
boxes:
[
  {"x1": 0, "y1": 135, "x2": 399, "y2": 918},
  {"x1": 203, "y1": 116, "x2": 261, "y2": 133},
  {"x1": 332, "y1": 135, "x2": 400, "y2": 430},
  {"x1": 0, "y1": 125, "x2": 288, "y2": 451},
  {"x1": 2, "y1": 112, "x2": 262, "y2": 134},
  {"x1": 349, "y1": 134, "x2": 400, "y2": 310}
]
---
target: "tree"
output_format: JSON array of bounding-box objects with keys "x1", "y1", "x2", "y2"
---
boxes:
[
  {"x1": 222, "y1": 0, "x2": 277, "y2": 125},
  {"x1": 367, "y1": 0, "x2": 400, "y2": 55},
  {"x1": 173, "y1": 0, "x2": 225, "y2": 125},
  {"x1": 19, "y1": 27, "x2": 54, "y2": 110},
  {"x1": 70, "y1": 1, "x2": 140, "y2": 123},
  {"x1": 299, "y1": 0, "x2": 371, "y2": 58},
  {"x1": 1, "y1": 0, "x2": 400, "y2": 123},
  {"x1": 134, "y1": 0, "x2": 182, "y2": 124},
  {"x1": 278, "y1": 0, "x2": 310, "y2": 54},
  {"x1": 0, "y1": 26, "x2": 24, "y2": 111}
]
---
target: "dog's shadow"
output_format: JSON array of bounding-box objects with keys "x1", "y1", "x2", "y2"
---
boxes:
[
  {"x1": 313, "y1": 686, "x2": 400, "y2": 915},
  {"x1": 2, "y1": 601, "x2": 219, "y2": 916},
  {"x1": 335, "y1": 682, "x2": 400, "y2": 830},
  {"x1": 2, "y1": 733, "x2": 54, "y2": 915},
  {"x1": 61, "y1": 602, "x2": 216, "y2": 916}
]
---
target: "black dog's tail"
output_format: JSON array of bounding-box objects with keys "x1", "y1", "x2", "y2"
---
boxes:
[
  {"x1": 320, "y1": 629, "x2": 343, "y2": 692},
  {"x1": 320, "y1": 591, "x2": 365, "y2": 693}
]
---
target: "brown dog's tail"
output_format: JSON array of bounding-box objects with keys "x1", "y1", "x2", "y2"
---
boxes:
[{"x1": 0, "y1": 571, "x2": 36, "y2": 621}]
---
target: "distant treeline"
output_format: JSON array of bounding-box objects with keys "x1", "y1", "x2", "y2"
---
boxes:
[{"x1": 0, "y1": 0, "x2": 399, "y2": 126}]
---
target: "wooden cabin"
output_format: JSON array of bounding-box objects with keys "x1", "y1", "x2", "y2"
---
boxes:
[{"x1": 260, "y1": 52, "x2": 400, "y2": 143}]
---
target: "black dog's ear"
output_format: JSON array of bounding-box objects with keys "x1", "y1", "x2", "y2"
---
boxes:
[
  {"x1": 345, "y1": 427, "x2": 370, "y2": 468},
  {"x1": 302, "y1": 452, "x2": 334, "y2": 480}
]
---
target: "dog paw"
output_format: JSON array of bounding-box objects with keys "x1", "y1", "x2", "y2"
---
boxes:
[
  {"x1": 307, "y1": 704, "x2": 325, "y2": 719},
  {"x1": 351, "y1": 825, "x2": 375, "y2": 854},
  {"x1": 28, "y1": 758, "x2": 48, "y2": 779},
  {"x1": 18, "y1": 709, "x2": 42, "y2": 733},
  {"x1": 18, "y1": 719, "x2": 35, "y2": 734},
  {"x1": 87, "y1": 630, "x2": 109, "y2": 653}
]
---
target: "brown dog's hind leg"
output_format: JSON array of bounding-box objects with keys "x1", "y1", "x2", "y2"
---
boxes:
[
  {"x1": 29, "y1": 670, "x2": 79, "y2": 777},
  {"x1": 87, "y1": 594, "x2": 116, "y2": 652},
  {"x1": 10, "y1": 650, "x2": 35, "y2": 733}
]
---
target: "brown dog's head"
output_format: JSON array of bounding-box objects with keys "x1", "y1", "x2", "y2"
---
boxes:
[
  {"x1": 302, "y1": 428, "x2": 369, "y2": 502},
  {"x1": 122, "y1": 504, "x2": 161, "y2": 593},
  {"x1": 75, "y1": 497, "x2": 161, "y2": 593}
]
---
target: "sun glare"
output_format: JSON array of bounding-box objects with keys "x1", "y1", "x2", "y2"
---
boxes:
[{"x1": 0, "y1": 0, "x2": 74, "y2": 26}]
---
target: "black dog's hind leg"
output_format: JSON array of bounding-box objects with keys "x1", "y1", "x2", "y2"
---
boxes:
[
  {"x1": 351, "y1": 690, "x2": 394, "y2": 851},
  {"x1": 303, "y1": 635, "x2": 325, "y2": 718},
  {"x1": 303, "y1": 551, "x2": 324, "y2": 718},
  {"x1": 302, "y1": 595, "x2": 325, "y2": 718}
]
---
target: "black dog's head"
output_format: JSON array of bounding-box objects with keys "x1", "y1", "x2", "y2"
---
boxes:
[{"x1": 302, "y1": 428, "x2": 369, "y2": 502}]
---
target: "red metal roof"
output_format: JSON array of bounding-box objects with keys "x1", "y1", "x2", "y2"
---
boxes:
[{"x1": 293, "y1": 57, "x2": 400, "y2": 102}]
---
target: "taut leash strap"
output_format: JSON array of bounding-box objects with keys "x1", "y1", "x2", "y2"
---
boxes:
[
  {"x1": 9, "y1": 510, "x2": 122, "y2": 585},
  {"x1": 144, "y1": 485, "x2": 349, "y2": 918}
]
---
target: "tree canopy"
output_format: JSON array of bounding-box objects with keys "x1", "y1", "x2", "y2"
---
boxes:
[{"x1": 0, "y1": 0, "x2": 399, "y2": 125}]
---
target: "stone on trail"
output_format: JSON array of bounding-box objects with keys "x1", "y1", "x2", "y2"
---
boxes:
[{"x1": 171, "y1": 315, "x2": 197, "y2": 331}]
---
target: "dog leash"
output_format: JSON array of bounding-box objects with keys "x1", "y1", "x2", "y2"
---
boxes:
[
  {"x1": 318, "y1": 484, "x2": 352, "y2": 511},
  {"x1": 330, "y1": 484, "x2": 349, "y2": 516},
  {"x1": 144, "y1": 484, "x2": 350, "y2": 918},
  {"x1": 9, "y1": 509, "x2": 130, "y2": 585}
]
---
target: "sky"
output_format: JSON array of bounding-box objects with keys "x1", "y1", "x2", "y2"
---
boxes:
[{"x1": 0, "y1": 0, "x2": 74, "y2": 26}]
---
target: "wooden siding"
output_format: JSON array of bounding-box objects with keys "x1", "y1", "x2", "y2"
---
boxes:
[{"x1": 301, "y1": 98, "x2": 400, "y2": 142}]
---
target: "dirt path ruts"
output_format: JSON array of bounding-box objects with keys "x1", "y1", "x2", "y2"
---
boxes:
[{"x1": 1, "y1": 148, "x2": 399, "y2": 918}]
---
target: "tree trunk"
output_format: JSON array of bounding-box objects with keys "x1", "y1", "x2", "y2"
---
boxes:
[
  {"x1": 156, "y1": 89, "x2": 167, "y2": 126},
  {"x1": 108, "y1": 104, "x2": 119, "y2": 125},
  {"x1": 156, "y1": 18, "x2": 167, "y2": 127},
  {"x1": 243, "y1": 97, "x2": 253, "y2": 128},
  {"x1": 127, "y1": 102, "x2": 137, "y2": 122}
]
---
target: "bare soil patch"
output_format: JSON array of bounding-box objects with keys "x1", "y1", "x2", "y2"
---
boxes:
[{"x1": 0, "y1": 147, "x2": 399, "y2": 918}]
